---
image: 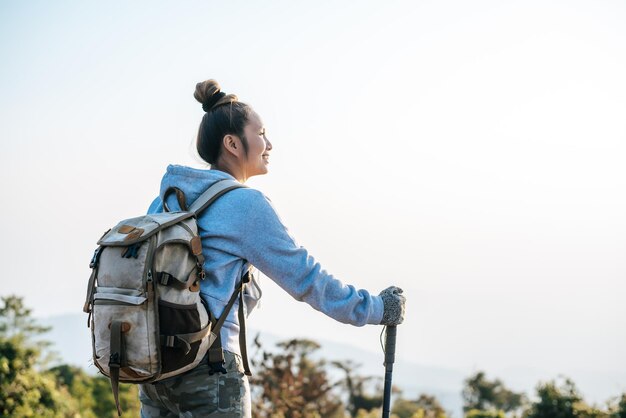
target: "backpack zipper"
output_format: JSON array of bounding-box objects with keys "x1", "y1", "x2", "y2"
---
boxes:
[{"x1": 143, "y1": 236, "x2": 156, "y2": 296}]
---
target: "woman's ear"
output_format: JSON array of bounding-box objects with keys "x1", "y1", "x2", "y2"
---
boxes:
[{"x1": 222, "y1": 134, "x2": 241, "y2": 158}]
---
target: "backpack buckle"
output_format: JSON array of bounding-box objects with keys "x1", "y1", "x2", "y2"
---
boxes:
[
  {"x1": 197, "y1": 267, "x2": 206, "y2": 280},
  {"x1": 208, "y1": 347, "x2": 227, "y2": 375},
  {"x1": 159, "y1": 273, "x2": 171, "y2": 286},
  {"x1": 109, "y1": 352, "x2": 121, "y2": 368},
  {"x1": 162, "y1": 335, "x2": 191, "y2": 355}
]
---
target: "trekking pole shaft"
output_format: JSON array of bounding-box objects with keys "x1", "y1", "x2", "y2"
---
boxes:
[{"x1": 382, "y1": 325, "x2": 397, "y2": 418}]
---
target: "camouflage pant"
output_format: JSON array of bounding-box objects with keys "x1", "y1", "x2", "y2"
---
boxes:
[{"x1": 139, "y1": 351, "x2": 251, "y2": 417}]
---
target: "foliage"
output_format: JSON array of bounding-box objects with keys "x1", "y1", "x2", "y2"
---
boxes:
[
  {"x1": 0, "y1": 294, "x2": 55, "y2": 365},
  {"x1": 250, "y1": 336, "x2": 344, "y2": 418},
  {"x1": 87, "y1": 376, "x2": 140, "y2": 418},
  {"x1": 602, "y1": 394, "x2": 626, "y2": 418},
  {"x1": 525, "y1": 377, "x2": 581, "y2": 418},
  {"x1": 0, "y1": 295, "x2": 51, "y2": 341},
  {"x1": 523, "y1": 377, "x2": 612, "y2": 418},
  {"x1": 393, "y1": 394, "x2": 448, "y2": 418},
  {"x1": 0, "y1": 296, "x2": 77, "y2": 417},
  {"x1": 354, "y1": 407, "x2": 393, "y2": 417},
  {"x1": 333, "y1": 360, "x2": 383, "y2": 415},
  {"x1": 463, "y1": 371, "x2": 525, "y2": 414},
  {"x1": 0, "y1": 338, "x2": 78, "y2": 417},
  {"x1": 466, "y1": 409, "x2": 506, "y2": 418},
  {"x1": 49, "y1": 364, "x2": 140, "y2": 418},
  {"x1": 614, "y1": 393, "x2": 626, "y2": 418}
]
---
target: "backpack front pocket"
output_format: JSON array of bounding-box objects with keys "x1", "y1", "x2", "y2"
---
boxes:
[{"x1": 92, "y1": 288, "x2": 159, "y2": 381}]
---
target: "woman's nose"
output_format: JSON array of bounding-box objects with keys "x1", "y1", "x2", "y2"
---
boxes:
[{"x1": 265, "y1": 137, "x2": 272, "y2": 150}]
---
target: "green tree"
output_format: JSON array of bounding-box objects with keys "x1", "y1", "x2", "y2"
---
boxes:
[
  {"x1": 88, "y1": 375, "x2": 140, "y2": 418},
  {"x1": 49, "y1": 364, "x2": 140, "y2": 418},
  {"x1": 354, "y1": 407, "x2": 392, "y2": 418},
  {"x1": 466, "y1": 410, "x2": 505, "y2": 418},
  {"x1": 49, "y1": 364, "x2": 96, "y2": 415},
  {"x1": 250, "y1": 336, "x2": 344, "y2": 418},
  {"x1": 0, "y1": 296, "x2": 77, "y2": 417},
  {"x1": 523, "y1": 377, "x2": 608, "y2": 418},
  {"x1": 392, "y1": 394, "x2": 448, "y2": 418},
  {"x1": 352, "y1": 406, "x2": 412, "y2": 418},
  {"x1": 0, "y1": 294, "x2": 55, "y2": 365},
  {"x1": 0, "y1": 295, "x2": 51, "y2": 340},
  {"x1": 604, "y1": 394, "x2": 626, "y2": 418},
  {"x1": 462, "y1": 371, "x2": 524, "y2": 414},
  {"x1": 615, "y1": 394, "x2": 626, "y2": 418},
  {"x1": 334, "y1": 360, "x2": 382, "y2": 416}
]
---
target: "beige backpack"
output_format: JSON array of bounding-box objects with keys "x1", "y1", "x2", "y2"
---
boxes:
[{"x1": 83, "y1": 179, "x2": 248, "y2": 415}]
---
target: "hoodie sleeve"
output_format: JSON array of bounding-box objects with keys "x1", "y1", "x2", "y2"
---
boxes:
[{"x1": 217, "y1": 189, "x2": 384, "y2": 326}]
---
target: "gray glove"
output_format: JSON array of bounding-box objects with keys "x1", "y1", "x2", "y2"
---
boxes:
[{"x1": 379, "y1": 286, "x2": 406, "y2": 326}]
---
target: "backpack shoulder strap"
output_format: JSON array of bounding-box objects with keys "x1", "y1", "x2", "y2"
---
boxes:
[
  {"x1": 189, "y1": 179, "x2": 246, "y2": 216},
  {"x1": 207, "y1": 270, "x2": 252, "y2": 376}
]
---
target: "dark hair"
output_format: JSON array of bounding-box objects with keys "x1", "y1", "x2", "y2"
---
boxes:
[{"x1": 194, "y1": 79, "x2": 253, "y2": 165}]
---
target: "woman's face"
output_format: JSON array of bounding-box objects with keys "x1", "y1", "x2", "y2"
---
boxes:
[{"x1": 242, "y1": 111, "x2": 272, "y2": 177}]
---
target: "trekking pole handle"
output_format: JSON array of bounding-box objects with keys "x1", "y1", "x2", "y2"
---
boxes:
[{"x1": 382, "y1": 325, "x2": 397, "y2": 418}]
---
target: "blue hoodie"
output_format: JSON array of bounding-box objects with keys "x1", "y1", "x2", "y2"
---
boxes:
[{"x1": 148, "y1": 165, "x2": 384, "y2": 355}]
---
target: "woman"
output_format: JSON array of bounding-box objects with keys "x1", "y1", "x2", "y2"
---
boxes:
[{"x1": 139, "y1": 79, "x2": 406, "y2": 417}]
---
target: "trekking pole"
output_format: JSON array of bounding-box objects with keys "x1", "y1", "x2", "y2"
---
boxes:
[{"x1": 382, "y1": 325, "x2": 397, "y2": 418}]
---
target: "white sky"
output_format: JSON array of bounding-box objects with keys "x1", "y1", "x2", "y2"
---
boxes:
[{"x1": 1, "y1": 0, "x2": 625, "y2": 399}]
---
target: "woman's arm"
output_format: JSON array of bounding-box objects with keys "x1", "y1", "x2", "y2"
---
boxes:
[{"x1": 219, "y1": 189, "x2": 385, "y2": 326}]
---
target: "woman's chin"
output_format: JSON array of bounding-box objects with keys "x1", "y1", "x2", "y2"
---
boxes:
[{"x1": 250, "y1": 166, "x2": 269, "y2": 177}]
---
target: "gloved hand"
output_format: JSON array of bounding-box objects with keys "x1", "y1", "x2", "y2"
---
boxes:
[{"x1": 379, "y1": 286, "x2": 406, "y2": 326}]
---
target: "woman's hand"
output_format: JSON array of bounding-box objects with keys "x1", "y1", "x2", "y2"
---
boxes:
[{"x1": 379, "y1": 286, "x2": 406, "y2": 326}]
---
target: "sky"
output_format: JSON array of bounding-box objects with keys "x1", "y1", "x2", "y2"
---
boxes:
[{"x1": 1, "y1": 0, "x2": 625, "y2": 404}]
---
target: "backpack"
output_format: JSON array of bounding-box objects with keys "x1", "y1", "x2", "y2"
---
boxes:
[{"x1": 82, "y1": 179, "x2": 250, "y2": 416}]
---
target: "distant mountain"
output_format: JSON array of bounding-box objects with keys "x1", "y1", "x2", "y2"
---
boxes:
[{"x1": 40, "y1": 313, "x2": 96, "y2": 372}]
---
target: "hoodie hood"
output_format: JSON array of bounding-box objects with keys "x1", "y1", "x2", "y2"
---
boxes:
[{"x1": 158, "y1": 165, "x2": 238, "y2": 211}]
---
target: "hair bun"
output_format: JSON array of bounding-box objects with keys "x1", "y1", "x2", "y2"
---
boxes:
[{"x1": 194, "y1": 79, "x2": 238, "y2": 112}]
